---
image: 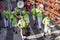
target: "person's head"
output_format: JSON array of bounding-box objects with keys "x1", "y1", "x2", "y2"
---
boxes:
[
  {"x1": 22, "y1": 10, "x2": 26, "y2": 14},
  {"x1": 31, "y1": 1, "x2": 35, "y2": 5},
  {"x1": 33, "y1": 4, "x2": 35, "y2": 8},
  {"x1": 20, "y1": 15, "x2": 24, "y2": 20},
  {"x1": 46, "y1": 14, "x2": 50, "y2": 18},
  {"x1": 12, "y1": 11, "x2": 16, "y2": 16},
  {"x1": 12, "y1": 11, "x2": 16, "y2": 14}
]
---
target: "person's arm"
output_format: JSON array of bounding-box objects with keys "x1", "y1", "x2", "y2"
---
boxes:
[
  {"x1": 14, "y1": 14, "x2": 18, "y2": 18},
  {"x1": 17, "y1": 20, "x2": 21, "y2": 29},
  {"x1": 42, "y1": 18, "x2": 45, "y2": 24}
]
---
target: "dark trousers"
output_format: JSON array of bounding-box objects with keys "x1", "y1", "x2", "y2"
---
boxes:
[{"x1": 22, "y1": 27, "x2": 30, "y2": 36}]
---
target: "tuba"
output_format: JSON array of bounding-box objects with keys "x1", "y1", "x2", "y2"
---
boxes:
[{"x1": 17, "y1": 1, "x2": 24, "y2": 8}]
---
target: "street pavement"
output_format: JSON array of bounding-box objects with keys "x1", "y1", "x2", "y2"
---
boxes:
[
  {"x1": 0, "y1": 13, "x2": 60, "y2": 40},
  {"x1": 0, "y1": 28, "x2": 7, "y2": 40},
  {"x1": 0, "y1": 24, "x2": 60, "y2": 40}
]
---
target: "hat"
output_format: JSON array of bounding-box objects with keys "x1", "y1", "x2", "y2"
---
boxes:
[{"x1": 12, "y1": 11, "x2": 16, "y2": 14}]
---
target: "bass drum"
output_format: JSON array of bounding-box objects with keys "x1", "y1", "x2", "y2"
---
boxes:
[{"x1": 17, "y1": 1, "x2": 24, "y2": 8}]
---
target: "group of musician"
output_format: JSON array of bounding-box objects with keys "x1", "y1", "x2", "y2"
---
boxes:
[{"x1": 3, "y1": 0, "x2": 52, "y2": 40}]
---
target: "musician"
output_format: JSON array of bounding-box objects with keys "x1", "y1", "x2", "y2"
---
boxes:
[
  {"x1": 24, "y1": 1, "x2": 31, "y2": 11},
  {"x1": 10, "y1": 11, "x2": 18, "y2": 33},
  {"x1": 36, "y1": 6, "x2": 42, "y2": 30},
  {"x1": 18, "y1": 15, "x2": 29, "y2": 40},
  {"x1": 31, "y1": 5, "x2": 36, "y2": 25},
  {"x1": 22, "y1": 10, "x2": 30, "y2": 27},
  {"x1": 15, "y1": 7, "x2": 20, "y2": 20},
  {"x1": 42, "y1": 15, "x2": 51, "y2": 36},
  {"x1": 39, "y1": 2, "x2": 45, "y2": 12},
  {"x1": 3, "y1": 7, "x2": 9, "y2": 28},
  {"x1": 15, "y1": 7, "x2": 20, "y2": 16}
]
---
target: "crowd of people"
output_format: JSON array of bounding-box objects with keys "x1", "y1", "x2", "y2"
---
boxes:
[{"x1": 2, "y1": 0, "x2": 53, "y2": 40}]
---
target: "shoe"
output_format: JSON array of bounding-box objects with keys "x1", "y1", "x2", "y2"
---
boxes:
[
  {"x1": 22, "y1": 36, "x2": 26, "y2": 40},
  {"x1": 39, "y1": 28, "x2": 41, "y2": 30},
  {"x1": 15, "y1": 31, "x2": 18, "y2": 34},
  {"x1": 44, "y1": 34, "x2": 46, "y2": 38}
]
